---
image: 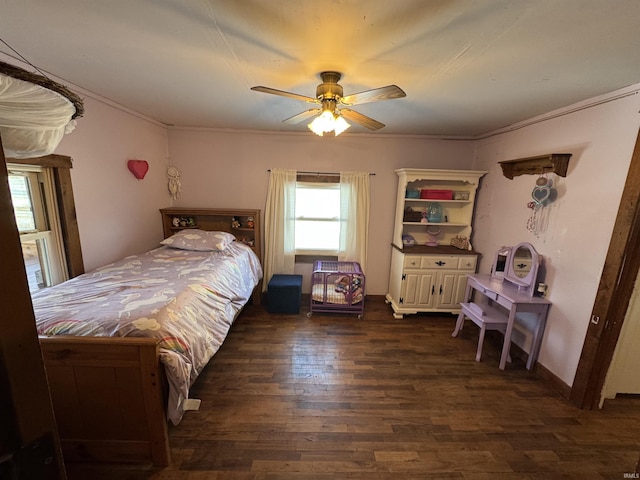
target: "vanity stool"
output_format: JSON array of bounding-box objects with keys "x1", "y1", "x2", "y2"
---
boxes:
[{"x1": 454, "y1": 302, "x2": 509, "y2": 362}]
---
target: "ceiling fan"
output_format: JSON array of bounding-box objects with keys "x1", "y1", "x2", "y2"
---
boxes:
[{"x1": 251, "y1": 71, "x2": 406, "y2": 136}]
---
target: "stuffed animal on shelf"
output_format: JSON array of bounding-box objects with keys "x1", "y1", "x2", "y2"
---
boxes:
[{"x1": 231, "y1": 216, "x2": 241, "y2": 229}]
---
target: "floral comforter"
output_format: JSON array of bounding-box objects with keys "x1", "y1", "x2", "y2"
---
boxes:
[{"x1": 32, "y1": 242, "x2": 262, "y2": 424}]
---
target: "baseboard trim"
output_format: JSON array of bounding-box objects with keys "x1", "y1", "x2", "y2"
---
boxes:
[
  {"x1": 532, "y1": 360, "x2": 572, "y2": 399},
  {"x1": 507, "y1": 340, "x2": 571, "y2": 399}
]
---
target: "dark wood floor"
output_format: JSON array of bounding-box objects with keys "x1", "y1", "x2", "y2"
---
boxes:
[{"x1": 67, "y1": 297, "x2": 640, "y2": 480}]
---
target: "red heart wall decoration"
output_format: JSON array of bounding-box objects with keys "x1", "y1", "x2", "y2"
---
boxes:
[{"x1": 127, "y1": 159, "x2": 149, "y2": 179}]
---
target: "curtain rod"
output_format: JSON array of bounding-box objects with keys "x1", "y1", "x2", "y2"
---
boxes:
[{"x1": 267, "y1": 170, "x2": 375, "y2": 176}]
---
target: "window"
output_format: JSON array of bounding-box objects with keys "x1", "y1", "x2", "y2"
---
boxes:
[
  {"x1": 294, "y1": 181, "x2": 340, "y2": 254},
  {"x1": 8, "y1": 164, "x2": 68, "y2": 293}
]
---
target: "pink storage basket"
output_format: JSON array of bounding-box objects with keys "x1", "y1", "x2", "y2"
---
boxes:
[{"x1": 420, "y1": 189, "x2": 453, "y2": 200}]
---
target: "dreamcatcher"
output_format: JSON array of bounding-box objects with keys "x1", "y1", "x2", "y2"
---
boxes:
[
  {"x1": 167, "y1": 166, "x2": 182, "y2": 200},
  {"x1": 526, "y1": 174, "x2": 557, "y2": 236}
]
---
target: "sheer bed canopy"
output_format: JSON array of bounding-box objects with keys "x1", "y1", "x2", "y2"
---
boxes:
[{"x1": 0, "y1": 60, "x2": 84, "y2": 158}]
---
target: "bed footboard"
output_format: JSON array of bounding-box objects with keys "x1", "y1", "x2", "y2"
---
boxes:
[{"x1": 39, "y1": 336, "x2": 170, "y2": 467}]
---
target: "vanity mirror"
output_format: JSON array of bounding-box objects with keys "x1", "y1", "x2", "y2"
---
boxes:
[{"x1": 504, "y1": 242, "x2": 542, "y2": 297}]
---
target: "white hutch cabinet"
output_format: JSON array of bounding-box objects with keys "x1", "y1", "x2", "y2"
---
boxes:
[{"x1": 386, "y1": 168, "x2": 487, "y2": 318}]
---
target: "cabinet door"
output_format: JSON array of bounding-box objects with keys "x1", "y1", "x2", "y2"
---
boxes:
[
  {"x1": 401, "y1": 271, "x2": 436, "y2": 308},
  {"x1": 427, "y1": 271, "x2": 471, "y2": 310},
  {"x1": 453, "y1": 273, "x2": 469, "y2": 305},
  {"x1": 401, "y1": 272, "x2": 419, "y2": 305},
  {"x1": 416, "y1": 273, "x2": 436, "y2": 307},
  {"x1": 435, "y1": 272, "x2": 458, "y2": 309}
]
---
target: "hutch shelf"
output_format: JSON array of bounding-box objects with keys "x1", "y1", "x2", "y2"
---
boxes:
[{"x1": 386, "y1": 168, "x2": 487, "y2": 318}]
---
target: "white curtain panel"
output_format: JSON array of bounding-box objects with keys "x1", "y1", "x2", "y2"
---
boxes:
[
  {"x1": 263, "y1": 168, "x2": 297, "y2": 290},
  {"x1": 339, "y1": 171, "x2": 370, "y2": 272}
]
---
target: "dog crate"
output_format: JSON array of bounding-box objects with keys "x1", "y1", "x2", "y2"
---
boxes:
[{"x1": 308, "y1": 261, "x2": 365, "y2": 318}]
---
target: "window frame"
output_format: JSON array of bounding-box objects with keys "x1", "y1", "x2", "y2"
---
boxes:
[
  {"x1": 294, "y1": 174, "x2": 341, "y2": 259},
  {"x1": 8, "y1": 164, "x2": 69, "y2": 290},
  {"x1": 7, "y1": 154, "x2": 84, "y2": 279}
]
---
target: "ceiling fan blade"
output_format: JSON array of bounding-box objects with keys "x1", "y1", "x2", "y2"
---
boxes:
[
  {"x1": 251, "y1": 86, "x2": 318, "y2": 104},
  {"x1": 282, "y1": 108, "x2": 321, "y2": 124},
  {"x1": 340, "y1": 85, "x2": 406, "y2": 106},
  {"x1": 340, "y1": 109, "x2": 385, "y2": 130}
]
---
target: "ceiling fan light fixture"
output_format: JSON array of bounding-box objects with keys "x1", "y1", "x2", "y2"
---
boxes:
[
  {"x1": 333, "y1": 114, "x2": 350, "y2": 135},
  {"x1": 253, "y1": 71, "x2": 404, "y2": 135},
  {"x1": 308, "y1": 110, "x2": 350, "y2": 137}
]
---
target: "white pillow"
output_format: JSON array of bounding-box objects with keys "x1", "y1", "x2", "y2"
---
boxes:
[{"x1": 160, "y1": 229, "x2": 235, "y2": 251}]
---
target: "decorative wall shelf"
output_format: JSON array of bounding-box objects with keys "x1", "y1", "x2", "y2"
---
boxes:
[{"x1": 499, "y1": 153, "x2": 572, "y2": 179}]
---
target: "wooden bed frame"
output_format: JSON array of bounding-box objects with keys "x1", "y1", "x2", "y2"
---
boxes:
[
  {"x1": 40, "y1": 336, "x2": 170, "y2": 466},
  {"x1": 39, "y1": 208, "x2": 262, "y2": 467}
]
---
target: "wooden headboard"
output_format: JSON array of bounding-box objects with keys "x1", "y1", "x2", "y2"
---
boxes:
[{"x1": 159, "y1": 207, "x2": 262, "y2": 304}]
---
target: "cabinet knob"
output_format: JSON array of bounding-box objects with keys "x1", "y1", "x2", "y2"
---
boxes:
[{"x1": 435, "y1": 261, "x2": 446, "y2": 266}]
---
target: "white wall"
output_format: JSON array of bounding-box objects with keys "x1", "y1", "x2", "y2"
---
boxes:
[
  {"x1": 54, "y1": 95, "x2": 170, "y2": 271},
  {"x1": 472, "y1": 84, "x2": 640, "y2": 387},
  {"x1": 166, "y1": 129, "x2": 476, "y2": 294}
]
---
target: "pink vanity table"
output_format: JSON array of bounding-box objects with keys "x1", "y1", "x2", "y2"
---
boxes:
[{"x1": 452, "y1": 243, "x2": 551, "y2": 370}]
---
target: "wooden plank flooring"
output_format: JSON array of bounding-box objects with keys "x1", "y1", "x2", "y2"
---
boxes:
[{"x1": 67, "y1": 297, "x2": 640, "y2": 479}]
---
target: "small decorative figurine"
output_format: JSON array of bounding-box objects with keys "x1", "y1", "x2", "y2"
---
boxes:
[
  {"x1": 240, "y1": 238, "x2": 255, "y2": 247},
  {"x1": 246, "y1": 216, "x2": 254, "y2": 229},
  {"x1": 167, "y1": 166, "x2": 182, "y2": 200}
]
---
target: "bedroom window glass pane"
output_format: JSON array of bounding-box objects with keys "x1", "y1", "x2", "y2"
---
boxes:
[
  {"x1": 9, "y1": 174, "x2": 38, "y2": 232},
  {"x1": 295, "y1": 182, "x2": 340, "y2": 253},
  {"x1": 8, "y1": 165, "x2": 68, "y2": 292},
  {"x1": 21, "y1": 237, "x2": 51, "y2": 292}
]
